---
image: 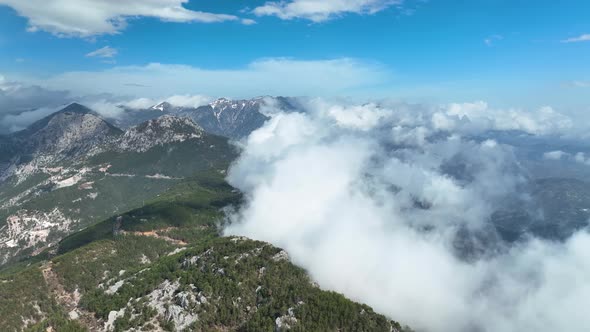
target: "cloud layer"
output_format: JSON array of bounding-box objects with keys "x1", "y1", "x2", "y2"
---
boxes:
[
  {"x1": 18, "y1": 58, "x2": 387, "y2": 99},
  {"x1": 561, "y1": 33, "x2": 590, "y2": 43},
  {"x1": 86, "y1": 46, "x2": 118, "y2": 58},
  {"x1": 0, "y1": 74, "x2": 217, "y2": 133},
  {"x1": 544, "y1": 150, "x2": 590, "y2": 166},
  {"x1": 0, "y1": 0, "x2": 243, "y2": 36},
  {"x1": 224, "y1": 99, "x2": 590, "y2": 332},
  {"x1": 0, "y1": 76, "x2": 72, "y2": 132},
  {"x1": 436, "y1": 101, "x2": 573, "y2": 136},
  {"x1": 253, "y1": 0, "x2": 402, "y2": 22}
]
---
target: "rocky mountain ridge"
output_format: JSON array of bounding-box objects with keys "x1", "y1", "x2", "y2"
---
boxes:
[
  {"x1": 0, "y1": 105, "x2": 215, "y2": 183},
  {"x1": 117, "y1": 115, "x2": 204, "y2": 153},
  {"x1": 0, "y1": 105, "x2": 237, "y2": 266},
  {"x1": 111, "y1": 96, "x2": 297, "y2": 139}
]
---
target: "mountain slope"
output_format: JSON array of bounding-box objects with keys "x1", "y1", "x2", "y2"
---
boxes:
[
  {"x1": 0, "y1": 176, "x2": 409, "y2": 332},
  {"x1": 14, "y1": 103, "x2": 122, "y2": 159},
  {"x1": 0, "y1": 107, "x2": 237, "y2": 267},
  {"x1": 177, "y1": 98, "x2": 270, "y2": 139}
]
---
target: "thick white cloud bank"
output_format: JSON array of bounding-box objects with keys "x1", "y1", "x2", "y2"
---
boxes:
[
  {"x1": 0, "y1": 0, "x2": 244, "y2": 36},
  {"x1": 224, "y1": 99, "x2": 590, "y2": 332},
  {"x1": 439, "y1": 101, "x2": 573, "y2": 135}
]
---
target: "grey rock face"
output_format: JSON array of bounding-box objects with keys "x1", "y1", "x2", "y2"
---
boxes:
[{"x1": 109, "y1": 97, "x2": 298, "y2": 139}]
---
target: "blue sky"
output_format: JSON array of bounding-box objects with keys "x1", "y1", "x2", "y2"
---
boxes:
[{"x1": 0, "y1": 0, "x2": 589, "y2": 109}]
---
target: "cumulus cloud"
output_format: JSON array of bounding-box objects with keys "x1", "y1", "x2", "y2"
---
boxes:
[
  {"x1": 307, "y1": 99, "x2": 388, "y2": 131},
  {"x1": 253, "y1": 0, "x2": 402, "y2": 22},
  {"x1": 561, "y1": 34, "x2": 590, "y2": 43},
  {"x1": 0, "y1": 0, "x2": 242, "y2": 37},
  {"x1": 86, "y1": 46, "x2": 118, "y2": 58},
  {"x1": 433, "y1": 101, "x2": 573, "y2": 136},
  {"x1": 19, "y1": 58, "x2": 387, "y2": 99},
  {"x1": 224, "y1": 99, "x2": 590, "y2": 332}
]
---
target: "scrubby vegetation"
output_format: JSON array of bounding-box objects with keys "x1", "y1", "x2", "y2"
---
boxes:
[
  {"x1": 25, "y1": 313, "x2": 86, "y2": 332},
  {"x1": 52, "y1": 236, "x2": 176, "y2": 293},
  {"x1": 56, "y1": 172, "x2": 239, "y2": 254},
  {"x1": 0, "y1": 266, "x2": 59, "y2": 331},
  {"x1": 1, "y1": 172, "x2": 408, "y2": 332},
  {"x1": 81, "y1": 237, "x2": 399, "y2": 331},
  {"x1": 0, "y1": 129, "x2": 237, "y2": 267}
]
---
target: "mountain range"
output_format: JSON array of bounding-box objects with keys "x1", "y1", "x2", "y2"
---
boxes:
[
  {"x1": 1, "y1": 97, "x2": 589, "y2": 331},
  {"x1": 109, "y1": 96, "x2": 297, "y2": 139},
  {"x1": 0, "y1": 102, "x2": 237, "y2": 266},
  {"x1": 0, "y1": 99, "x2": 412, "y2": 332}
]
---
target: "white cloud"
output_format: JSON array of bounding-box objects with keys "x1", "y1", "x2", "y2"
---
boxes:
[
  {"x1": 84, "y1": 100, "x2": 125, "y2": 118},
  {"x1": 86, "y1": 46, "x2": 118, "y2": 58},
  {"x1": 115, "y1": 94, "x2": 212, "y2": 109},
  {"x1": 543, "y1": 150, "x2": 569, "y2": 160},
  {"x1": 433, "y1": 101, "x2": 573, "y2": 135},
  {"x1": 122, "y1": 97, "x2": 157, "y2": 110},
  {"x1": 542, "y1": 151, "x2": 590, "y2": 166},
  {"x1": 484, "y1": 34, "x2": 503, "y2": 46},
  {"x1": 0, "y1": 82, "x2": 214, "y2": 132},
  {"x1": 561, "y1": 34, "x2": 590, "y2": 43},
  {"x1": 307, "y1": 98, "x2": 387, "y2": 131},
  {"x1": 0, "y1": 0, "x2": 242, "y2": 37},
  {"x1": 0, "y1": 77, "x2": 71, "y2": 112},
  {"x1": 223, "y1": 99, "x2": 590, "y2": 332},
  {"x1": 164, "y1": 94, "x2": 212, "y2": 108},
  {"x1": 253, "y1": 0, "x2": 402, "y2": 22},
  {"x1": 75, "y1": 94, "x2": 212, "y2": 119},
  {"x1": 18, "y1": 58, "x2": 387, "y2": 99},
  {"x1": 241, "y1": 18, "x2": 257, "y2": 25},
  {"x1": 0, "y1": 106, "x2": 64, "y2": 133},
  {"x1": 0, "y1": 76, "x2": 71, "y2": 132}
]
